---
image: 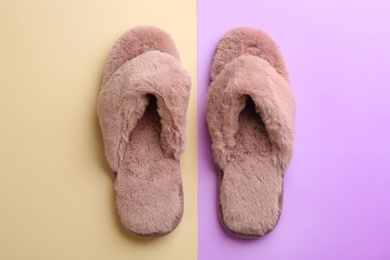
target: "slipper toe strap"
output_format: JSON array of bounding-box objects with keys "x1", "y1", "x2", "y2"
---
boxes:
[
  {"x1": 207, "y1": 55, "x2": 296, "y2": 171},
  {"x1": 98, "y1": 51, "x2": 191, "y2": 171}
]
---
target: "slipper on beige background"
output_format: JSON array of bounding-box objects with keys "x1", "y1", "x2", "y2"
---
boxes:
[
  {"x1": 98, "y1": 26, "x2": 191, "y2": 238},
  {"x1": 206, "y1": 27, "x2": 296, "y2": 238}
]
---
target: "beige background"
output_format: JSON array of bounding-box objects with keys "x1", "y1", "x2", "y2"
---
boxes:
[{"x1": 0, "y1": 0, "x2": 197, "y2": 259}]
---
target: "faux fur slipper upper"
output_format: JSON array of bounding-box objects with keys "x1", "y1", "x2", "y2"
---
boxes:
[
  {"x1": 98, "y1": 26, "x2": 191, "y2": 238},
  {"x1": 206, "y1": 27, "x2": 296, "y2": 238}
]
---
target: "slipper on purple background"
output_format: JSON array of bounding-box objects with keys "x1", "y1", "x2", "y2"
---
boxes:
[{"x1": 206, "y1": 27, "x2": 296, "y2": 238}]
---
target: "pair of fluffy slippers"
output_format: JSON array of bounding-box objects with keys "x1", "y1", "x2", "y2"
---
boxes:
[{"x1": 98, "y1": 26, "x2": 295, "y2": 239}]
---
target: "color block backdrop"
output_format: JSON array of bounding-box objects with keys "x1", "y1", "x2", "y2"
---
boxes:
[
  {"x1": 1, "y1": 0, "x2": 390, "y2": 259},
  {"x1": 198, "y1": 0, "x2": 390, "y2": 259}
]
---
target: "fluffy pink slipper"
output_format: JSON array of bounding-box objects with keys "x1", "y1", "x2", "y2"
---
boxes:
[
  {"x1": 206, "y1": 27, "x2": 296, "y2": 238},
  {"x1": 98, "y1": 26, "x2": 191, "y2": 238}
]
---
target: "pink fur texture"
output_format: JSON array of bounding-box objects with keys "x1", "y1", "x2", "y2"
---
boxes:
[
  {"x1": 206, "y1": 28, "x2": 296, "y2": 238},
  {"x1": 98, "y1": 26, "x2": 191, "y2": 238},
  {"x1": 102, "y1": 26, "x2": 180, "y2": 85}
]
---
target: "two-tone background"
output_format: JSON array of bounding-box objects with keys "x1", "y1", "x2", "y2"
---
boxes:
[{"x1": 1, "y1": 0, "x2": 389, "y2": 259}]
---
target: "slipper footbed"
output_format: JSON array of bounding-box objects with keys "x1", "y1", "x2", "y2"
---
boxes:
[
  {"x1": 115, "y1": 96, "x2": 183, "y2": 237},
  {"x1": 219, "y1": 98, "x2": 284, "y2": 237}
]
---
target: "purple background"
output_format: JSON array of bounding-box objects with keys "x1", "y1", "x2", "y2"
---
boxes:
[{"x1": 197, "y1": 0, "x2": 390, "y2": 259}]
